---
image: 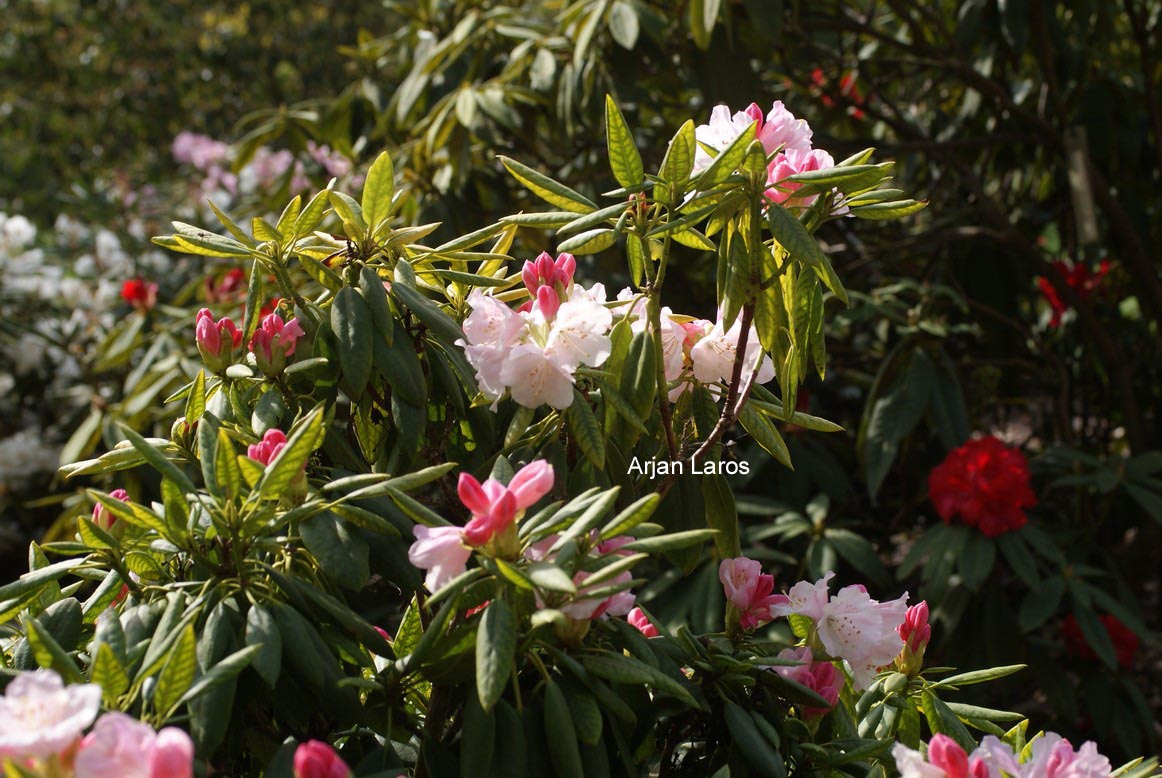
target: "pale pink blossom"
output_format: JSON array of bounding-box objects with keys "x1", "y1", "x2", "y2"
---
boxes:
[
  {"x1": 894, "y1": 735, "x2": 999, "y2": 778},
  {"x1": 306, "y1": 142, "x2": 353, "y2": 179},
  {"x1": 559, "y1": 570, "x2": 635, "y2": 621},
  {"x1": 408, "y1": 525, "x2": 471, "y2": 592},
  {"x1": 694, "y1": 101, "x2": 813, "y2": 173},
  {"x1": 1023, "y1": 733, "x2": 1111, "y2": 778},
  {"x1": 195, "y1": 308, "x2": 243, "y2": 372},
  {"x1": 689, "y1": 312, "x2": 775, "y2": 388},
  {"x1": 766, "y1": 148, "x2": 836, "y2": 206},
  {"x1": 249, "y1": 313, "x2": 305, "y2": 377},
  {"x1": 628, "y1": 607, "x2": 659, "y2": 637},
  {"x1": 458, "y1": 290, "x2": 527, "y2": 406},
  {"x1": 294, "y1": 739, "x2": 352, "y2": 778},
  {"x1": 770, "y1": 647, "x2": 841, "y2": 718},
  {"x1": 499, "y1": 343, "x2": 577, "y2": 409},
  {"x1": 0, "y1": 670, "x2": 102, "y2": 760},
  {"x1": 172, "y1": 132, "x2": 230, "y2": 171},
  {"x1": 75, "y1": 712, "x2": 157, "y2": 778}
]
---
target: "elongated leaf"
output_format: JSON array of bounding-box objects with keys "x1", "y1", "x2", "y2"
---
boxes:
[
  {"x1": 154, "y1": 624, "x2": 198, "y2": 715},
  {"x1": 566, "y1": 391, "x2": 604, "y2": 468},
  {"x1": 604, "y1": 95, "x2": 642, "y2": 187},
  {"x1": 476, "y1": 600, "x2": 516, "y2": 712},
  {"x1": 362, "y1": 151, "x2": 395, "y2": 229},
  {"x1": 498, "y1": 156, "x2": 596, "y2": 214},
  {"x1": 767, "y1": 204, "x2": 848, "y2": 304},
  {"x1": 331, "y1": 286, "x2": 374, "y2": 398}
]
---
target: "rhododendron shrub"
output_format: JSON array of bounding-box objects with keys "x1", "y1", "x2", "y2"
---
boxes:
[{"x1": 1, "y1": 97, "x2": 1157, "y2": 778}]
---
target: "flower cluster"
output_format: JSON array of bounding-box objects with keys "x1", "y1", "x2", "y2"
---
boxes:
[
  {"x1": 458, "y1": 253, "x2": 612, "y2": 409},
  {"x1": 1036, "y1": 259, "x2": 1112, "y2": 328},
  {"x1": 893, "y1": 732, "x2": 1111, "y2": 778},
  {"x1": 928, "y1": 436, "x2": 1036, "y2": 537},
  {"x1": 408, "y1": 460, "x2": 555, "y2": 590},
  {"x1": 0, "y1": 670, "x2": 194, "y2": 777},
  {"x1": 1063, "y1": 613, "x2": 1139, "y2": 670},
  {"x1": 773, "y1": 571, "x2": 909, "y2": 690},
  {"x1": 694, "y1": 100, "x2": 835, "y2": 207}
]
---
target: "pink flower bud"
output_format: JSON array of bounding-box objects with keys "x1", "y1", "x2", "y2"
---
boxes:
[
  {"x1": 627, "y1": 607, "x2": 659, "y2": 638},
  {"x1": 521, "y1": 260, "x2": 540, "y2": 296},
  {"x1": 249, "y1": 313, "x2": 305, "y2": 377},
  {"x1": 507, "y1": 460, "x2": 555, "y2": 509},
  {"x1": 293, "y1": 740, "x2": 352, "y2": 778},
  {"x1": 195, "y1": 309, "x2": 242, "y2": 372},
  {"x1": 899, "y1": 601, "x2": 931, "y2": 654},
  {"x1": 927, "y1": 734, "x2": 970, "y2": 778},
  {"x1": 554, "y1": 252, "x2": 576, "y2": 289},
  {"x1": 534, "y1": 252, "x2": 555, "y2": 284},
  {"x1": 92, "y1": 488, "x2": 129, "y2": 531},
  {"x1": 536, "y1": 286, "x2": 561, "y2": 319},
  {"x1": 149, "y1": 727, "x2": 194, "y2": 778},
  {"x1": 248, "y1": 429, "x2": 288, "y2": 466},
  {"x1": 743, "y1": 102, "x2": 765, "y2": 126},
  {"x1": 457, "y1": 473, "x2": 492, "y2": 516}
]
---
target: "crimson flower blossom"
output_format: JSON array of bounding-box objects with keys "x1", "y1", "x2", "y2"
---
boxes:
[
  {"x1": 1036, "y1": 259, "x2": 1112, "y2": 327},
  {"x1": 1063, "y1": 613, "x2": 1139, "y2": 669},
  {"x1": 121, "y1": 278, "x2": 158, "y2": 311},
  {"x1": 928, "y1": 436, "x2": 1036, "y2": 537},
  {"x1": 249, "y1": 312, "x2": 305, "y2": 377},
  {"x1": 294, "y1": 740, "x2": 352, "y2": 778}
]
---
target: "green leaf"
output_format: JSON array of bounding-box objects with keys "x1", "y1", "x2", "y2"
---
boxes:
[
  {"x1": 658, "y1": 120, "x2": 696, "y2": 194},
  {"x1": 620, "y1": 529, "x2": 716, "y2": 553},
  {"x1": 116, "y1": 425, "x2": 197, "y2": 495},
  {"x1": 527, "y1": 562, "x2": 577, "y2": 594},
  {"x1": 738, "y1": 404, "x2": 793, "y2": 469},
  {"x1": 295, "y1": 189, "x2": 331, "y2": 235},
  {"x1": 693, "y1": 118, "x2": 754, "y2": 188},
  {"x1": 498, "y1": 156, "x2": 597, "y2": 214},
  {"x1": 90, "y1": 642, "x2": 129, "y2": 704},
  {"x1": 563, "y1": 683, "x2": 603, "y2": 746},
  {"x1": 154, "y1": 624, "x2": 198, "y2": 716},
  {"x1": 599, "y1": 493, "x2": 660, "y2": 538},
  {"x1": 725, "y1": 701, "x2": 784, "y2": 776},
  {"x1": 556, "y1": 228, "x2": 617, "y2": 255},
  {"x1": 580, "y1": 652, "x2": 699, "y2": 708},
  {"x1": 608, "y1": 1, "x2": 639, "y2": 49},
  {"x1": 461, "y1": 691, "x2": 496, "y2": 778},
  {"x1": 244, "y1": 604, "x2": 282, "y2": 687},
  {"x1": 604, "y1": 95, "x2": 643, "y2": 188},
  {"x1": 174, "y1": 645, "x2": 262, "y2": 709},
  {"x1": 331, "y1": 286, "x2": 374, "y2": 398},
  {"x1": 361, "y1": 151, "x2": 395, "y2": 229},
  {"x1": 1070, "y1": 602, "x2": 1118, "y2": 670},
  {"x1": 300, "y1": 512, "x2": 370, "y2": 591},
  {"x1": 566, "y1": 391, "x2": 605, "y2": 468},
  {"x1": 25, "y1": 618, "x2": 81, "y2": 682},
  {"x1": 687, "y1": 0, "x2": 721, "y2": 49},
  {"x1": 215, "y1": 427, "x2": 243, "y2": 502},
  {"x1": 850, "y1": 199, "x2": 928, "y2": 220},
  {"x1": 185, "y1": 370, "x2": 206, "y2": 424},
  {"x1": 476, "y1": 600, "x2": 516, "y2": 712},
  {"x1": 703, "y1": 473, "x2": 740, "y2": 558},
  {"x1": 544, "y1": 681, "x2": 585, "y2": 778},
  {"x1": 767, "y1": 204, "x2": 847, "y2": 304},
  {"x1": 933, "y1": 664, "x2": 1026, "y2": 688},
  {"x1": 922, "y1": 691, "x2": 977, "y2": 752}
]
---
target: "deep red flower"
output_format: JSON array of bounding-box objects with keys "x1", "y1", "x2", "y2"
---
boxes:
[
  {"x1": 927, "y1": 436, "x2": 1036, "y2": 536},
  {"x1": 811, "y1": 68, "x2": 866, "y2": 119},
  {"x1": 1063, "y1": 613, "x2": 1139, "y2": 669},
  {"x1": 120, "y1": 278, "x2": 158, "y2": 311},
  {"x1": 1036, "y1": 259, "x2": 1112, "y2": 327},
  {"x1": 205, "y1": 267, "x2": 246, "y2": 302}
]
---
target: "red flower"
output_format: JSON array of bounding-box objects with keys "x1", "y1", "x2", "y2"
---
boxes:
[
  {"x1": 927, "y1": 436, "x2": 1036, "y2": 536},
  {"x1": 120, "y1": 278, "x2": 158, "y2": 311},
  {"x1": 1036, "y1": 259, "x2": 1112, "y2": 327},
  {"x1": 205, "y1": 267, "x2": 246, "y2": 302},
  {"x1": 1063, "y1": 613, "x2": 1139, "y2": 669},
  {"x1": 260, "y1": 297, "x2": 283, "y2": 318},
  {"x1": 811, "y1": 68, "x2": 866, "y2": 119}
]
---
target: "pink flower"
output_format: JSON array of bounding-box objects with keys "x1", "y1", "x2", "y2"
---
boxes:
[
  {"x1": 75, "y1": 712, "x2": 156, "y2": 777},
  {"x1": 772, "y1": 572, "x2": 909, "y2": 690},
  {"x1": 718, "y1": 557, "x2": 786, "y2": 630},
  {"x1": 771, "y1": 647, "x2": 841, "y2": 718},
  {"x1": 92, "y1": 488, "x2": 129, "y2": 531},
  {"x1": 121, "y1": 278, "x2": 158, "y2": 311},
  {"x1": 249, "y1": 313, "x2": 305, "y2": 377},
  {"x1": 693, "y1": 101, "x2": 813, "y2": 173},
  {"x1": 149, "y1": 727, "x2": 194, "y2": 778},
  {"x1": 627, "y1": 607, "x2": 659, "y2": 637},
  {"x1": 458, "y1": 461, "x2": 555, "y2": 546},
  {"x1": 0, "y1": 670, "x2": 102, "y2": 760},
  {"x1": 522, "y1": 252, "x2": 577, "y2": 300},
  {"x1": 294, "y1": 740, "x2": 352, "y2": 778},
  {"x1": 766, "y1": 148, "x2": 836, "y2": 206},
  {"x1": 172, "y1": 132, "x2": 229, "y2": 171},
  {"x1": 408, "y1": 525, "x2": 471, "y2": 592},
  {"x1": 897, "y1": 601, "x2": 932, "y2": 674},
  {"x1": 559, "y1": 570, "x2": 635, "y2": 621},
  {"x1": 248, "y1": 429, "x2": 288, "y2": 466},
  {"x1": 204, "y1": 267, "x2": 246, "y2": 303},
  {"x1": 195, "y1": 308, "x2": 243, "y2": 372}
]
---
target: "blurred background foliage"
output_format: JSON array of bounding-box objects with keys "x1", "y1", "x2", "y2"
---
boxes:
[{"x1": 2, "y1": 0, "x2": 1159, "y2": 762}]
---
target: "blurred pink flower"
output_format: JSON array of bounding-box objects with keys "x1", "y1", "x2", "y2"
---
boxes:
[
  {"x1": 294, "y1": 740, "x2": 352, "y2": 778},
  {"x1": 0, "y1": 670, "x2": 102, "y2": 760}
]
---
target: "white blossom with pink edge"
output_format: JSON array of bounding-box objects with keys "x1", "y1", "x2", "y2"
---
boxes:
[
  {"x1": 772, "y1": 572, "x2": 909, "y2": 690},
  {"x1": 893, "y1": 732, "x2": 1111, "y2": 778},
  {"x1": 693, "y1": 101, "x2": 813, "y2": 174},
  {"x1": 0, "y1": 670, "x2": 102, "y2": 761},
  {"x1": 689, "y1": 311, "x2": 776, "y2": 388},
  {"x1": 457, "y1": 265, "x2": 612, "y2": 410}
]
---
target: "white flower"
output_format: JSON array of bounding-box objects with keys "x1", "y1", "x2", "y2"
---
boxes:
[
  {"x1": 544, "y1": 297, "x2": 613, "y2": 370},
  {"x1": 694, "y1": 101, "x2": 814, "y2": 173},
  {"x1": 689, "y1": 312, "x2": 775, "y2": 387},
  {"x1": 500, "y1": 342, "x2": 576, "y2": 410},
  {"x1": 0, "y1": 670, "x2": 102, "y2": 759},
  {"x1": 816, "y1": 584, "x2": 908, "y2": 690},
  {"x1": 694, "y1": 105, "x2": 759, "y2": 173}
]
